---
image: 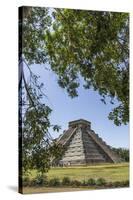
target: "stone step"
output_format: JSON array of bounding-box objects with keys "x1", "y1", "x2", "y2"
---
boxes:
[
  {"x1": 86, "y1": 156, "x2": 104, "y2": 159},
  {"x1": 67, "y1": 145, "x2": 84, "y2": 149},
  {"x1": 85, "y1": 152, "x2": 104, "y2": 155},
  {"x1": 86, "y1": 158, "x2": 105, "y2": 161},
  {"x1": 63, "y1": 153, "x2": 83, "y2": 156},
  {"x1": 87, "y1": 131, "x2": 119, "y2": 162},
  {"x1": 91, "y1": 132, "x2": 112, "y2": 148},
  {"x1": 63, "y1": 156, "x2": 85, "y2": 161}
]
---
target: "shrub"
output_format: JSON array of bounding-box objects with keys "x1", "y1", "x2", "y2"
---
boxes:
[
  {"x1": 48, "y1": 177, "x2": 61, "y2": 186},
  {"x1": 62, "y1": 177, "x2": 71, "y2": 186},
  {"x1": 71, "y1": 180, "x2": 81, "y2": 186},
  {"x1": 105, "y1": 182, "x2": 113, "y2": 188},
  {"x1": 96, "y1": 178, "x2": 106, "y2": 186},
  {"x1": 32, "y1": 174, "x2": 48, "y2": 186},
  {"x1": 87, "y1": 178, "x2": 96, "y2": 186},
  {"x1": 113, "y1": 181, "x2": 121, "y2": 187},
  {"x1": 123, "y1": 180, "x2": 129, "y2": 187},
  {"x1": 113, "y1": 180, "x2": 129, "y2": 188},
  {"x1": 82, "y1": 180, "x2": 88, "y2": 186}
]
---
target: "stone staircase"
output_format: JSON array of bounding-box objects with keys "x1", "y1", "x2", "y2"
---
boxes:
[{"x1": 57, "y1": 128, "x2": 76, "y2": 146}]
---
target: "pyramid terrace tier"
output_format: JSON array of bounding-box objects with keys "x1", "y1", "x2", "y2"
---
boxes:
[{"x1": 55, "y1": 119, "x2": 122, "y2": 166}]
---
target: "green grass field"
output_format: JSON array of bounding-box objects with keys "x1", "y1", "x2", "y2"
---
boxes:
[
  {"x1": 29, "y1": 162, "x2": 129, "y2": 182},
  {"x1": 47, "y1": 163, "x2": 129, "y2": 182},
  {"x1": 23, "y1": 163, "x2": 129, "y2": 193}
]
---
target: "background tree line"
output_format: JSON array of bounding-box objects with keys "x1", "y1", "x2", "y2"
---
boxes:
[{"x1": 111, "y1": 147, "x2": 129, "y2": 162}]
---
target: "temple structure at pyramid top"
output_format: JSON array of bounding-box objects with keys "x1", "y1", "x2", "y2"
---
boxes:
[
  {"x1": 68, "y1": 119, "x2": 91, "y2": 128},
  {"x1": 55, "y1": 119, "x2": 121, "y2": 166}
]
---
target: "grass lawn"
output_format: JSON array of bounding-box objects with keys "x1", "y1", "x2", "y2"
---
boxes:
[
  {"x1": 29, "y1": 162, "x2": 129, "y2": 183},
  {"x1": 23, "y1": 163, "x2": 129, "y2": 194}
]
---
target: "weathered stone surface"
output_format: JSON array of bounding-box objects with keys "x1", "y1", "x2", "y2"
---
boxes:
[{"x1": 56, "y1": 119, "x2": 121, "y2": 166}]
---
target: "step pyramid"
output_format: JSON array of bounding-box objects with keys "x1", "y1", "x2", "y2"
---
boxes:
[{"x1": 56, "y1": 119, "x2": 121, "y2": 165}]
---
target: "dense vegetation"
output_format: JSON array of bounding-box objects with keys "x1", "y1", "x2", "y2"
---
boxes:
[{"x1": 112, "y1": 147, "x2": 129, "y2": 162}]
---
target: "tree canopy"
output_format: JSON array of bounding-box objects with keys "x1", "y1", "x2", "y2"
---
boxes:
[
  {"x1": 45, "y1": 9, "x2": 129, "y2": 126},
  {"x1": 21, "y1": 7, "x2": 129, "y2": 126},
  {"x1": 19, "y1": 7, "x2": 62, "y2": 175},
  {"x1": 19, "y1": 7, "x2": 51, "y2": 64}
]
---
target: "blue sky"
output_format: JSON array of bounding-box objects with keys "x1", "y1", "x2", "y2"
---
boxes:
[{"x1": 24, "y1": 63, "x2": 129, "y2": 148}]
